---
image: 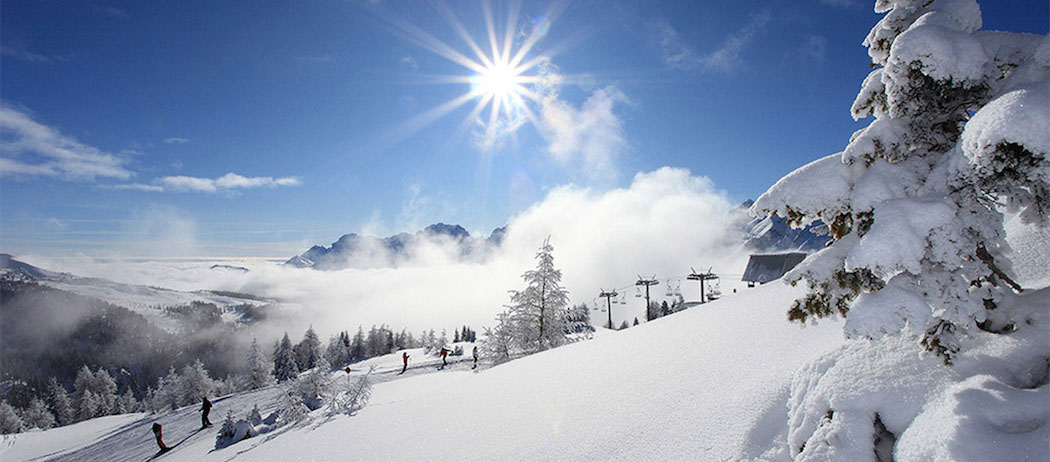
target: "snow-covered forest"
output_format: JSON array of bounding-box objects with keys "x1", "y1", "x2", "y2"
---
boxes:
[{"x1": 1, "y1": 0, "x2": 1047, "y2": 461}]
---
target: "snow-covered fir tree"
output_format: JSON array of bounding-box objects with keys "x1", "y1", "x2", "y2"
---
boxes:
[
  {"x1": 273, "y1": 332, "x2": 300, "y2": 383},
  {"x1": 294, "y1": 326, "x2": 323, "y2": 371},
  {"x1": 505, "y1": 237, "x2": 571, "y2": 351},
  {"x1": 350, "y1": 327, "x2": 367, "y2": 360},
  {"x1": 72, "y1": 366, "x2": 117, "y2": 421},
  {"x1": 46, "y1": 378, "x2": 74, "y2": 426},
  {"x1": 245, "y1": 336, "x2": 274, "y2": 390},
  {"x1": 22, "y1": 398, "x2": 55, "y2": 430},
  {"x1": 179, "y1": 359, "x2": 217, "y2": 404},
  {"x1": 155, "y1": 366, "x2": 182, "y2": 411},
  {"x1": 0, "y1": 401, "x2": 23, "y2": 434},
  {"x1": 482, "y1": 312, "x2": 515, "y2": 364},
  {"x1": 752, "y1": 0, "x2": 1048, "y2": 362}
]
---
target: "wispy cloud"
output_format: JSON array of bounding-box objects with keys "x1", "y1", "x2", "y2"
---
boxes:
[
  {"x1": 0, "y1": 105, "x2": 133, "y2": 180},
  {"x1": 94, "y1": 3, "x2": 129, "y2": 19},
  {"x1": 400, "y1": 56, "x2": 419, "y2": 71},
  {"x1": 654, "y1": 10, "x2": 772, "y2": 73},
  {"x1": 104, "y1": 173, "x2": 301, "y2": 194},
  {"x1": 800, "y1": 35, "x2": 828, "y2": 62},
  {"x1": 158, "y1": 173, "x2": 301, "y2": 193},
  {"x1": 163, "y1": 137, "x2": 190, "y2": 145},
  {"x1": 0, "y1": 45, "x2": 68, "y2": 64},
  {"x1": 535, "y1": 61, "x2": 629, "y2": 183}
]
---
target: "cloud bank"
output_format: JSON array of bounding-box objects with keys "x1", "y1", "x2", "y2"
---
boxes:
[{"x1": 29, "y1": 168, "x2": 750, "y2": 339}]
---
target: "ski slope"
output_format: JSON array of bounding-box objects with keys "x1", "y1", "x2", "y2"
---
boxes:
[{"x1": 2, "y1": 282, "x2": 844, "y2": 461}]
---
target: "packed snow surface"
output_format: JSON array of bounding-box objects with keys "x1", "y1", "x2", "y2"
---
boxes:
[{"x1": 1, "y1": 282, "x2": 845, "y2": 461}]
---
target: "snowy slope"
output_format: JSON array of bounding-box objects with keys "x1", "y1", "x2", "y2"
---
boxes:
[{"x1": 3, "y1": 282, "x2": 844, "y2": 461}]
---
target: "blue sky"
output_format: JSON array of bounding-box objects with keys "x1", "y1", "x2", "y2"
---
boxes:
[{"x1": 2, "y1": 0, "x2": 1047, "y2": 258}]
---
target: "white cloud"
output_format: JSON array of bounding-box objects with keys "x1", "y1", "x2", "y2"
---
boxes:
[
  {"x1": 655, "y1": 11, "x2": 772, "y2": 73},
  {"x1": 801, "y1": 35, "x2": 828, "y2": 62},
  {"x1": 163, "y1": 137, "x2": 190, "y2": 144},
  {"x1": 0, "y1": 106, "x2": 133, "y2": 180},
  {"x1": 105, "y1": 183, "x2": 166, "y2": 192},
  {"x1": 400, "y1": 56, "x2": 419, "y2": 71},
  {"x1": 533, "y1": 60, "x2": 629, "y2": 183},
  {"x1": 0, "y1": 45, "x2": 67, "y2": 64},
  {"x1": 47, "y1": 167, "x2": 750, "y2": 337},
  {"x1": 158, "y1": 173, "x2": 302, "y2": 193}
]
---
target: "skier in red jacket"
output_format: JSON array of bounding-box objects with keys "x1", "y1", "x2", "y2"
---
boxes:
[
  {"x1": 401, "y1": 352, "x2": 410, "y2": 374},
  {"x1": 152, "y1": 422, "x2": 169, "y2": 452}
]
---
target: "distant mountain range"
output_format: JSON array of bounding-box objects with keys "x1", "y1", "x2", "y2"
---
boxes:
[
  {"x1": 737, "y1": 200, "x2": 831, "y2": 253},
  {"x1": 284, "y1": 223, "x2": 507, "y2": 270}
]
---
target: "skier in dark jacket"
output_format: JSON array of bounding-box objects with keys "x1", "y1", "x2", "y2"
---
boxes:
[
  {"x1": 439, "y1": 348, "x2": 451, "y2": 368},
  {"x1": 472, "y1": 345, "x2": 479, "y2": 369},
  {"x1": 152, "y1": 422, "x2": 169, "y2": 451},
  {"x1": 200, "y1": 396, "x2": 212, "y2": 429},
  {"x1": 401, "y1": 352, "x2": 410, "y2": 374}
]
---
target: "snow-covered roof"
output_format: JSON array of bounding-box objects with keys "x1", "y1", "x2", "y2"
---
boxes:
[{"x1": 741, "y1": 252, "x2": 808, "y2": 284}]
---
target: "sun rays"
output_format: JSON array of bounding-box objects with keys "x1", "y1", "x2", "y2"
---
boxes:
[{"x1": 380, "y1": 0, "x2": 565, "y2": 150}]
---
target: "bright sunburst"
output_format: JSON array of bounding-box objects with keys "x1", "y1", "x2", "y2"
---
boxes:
[{"x1": 381, "y1": 1, "x2": 565, "y2": 150}]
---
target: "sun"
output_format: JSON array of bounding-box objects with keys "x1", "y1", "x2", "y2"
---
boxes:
[
  {"x1": 378, "y1": 2, "x2": 564, "y2": 149},
  {"x1": 472, "y1": 59, "x2": 525, "y2": 100}
]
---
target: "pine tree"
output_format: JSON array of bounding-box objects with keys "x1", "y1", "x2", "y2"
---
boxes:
[
  {"x1": 0, "y1": 401, "x2": 23, "y2": 434},
  {"x1": 295, "y1": 326, "x2": 322, "y2": 371},
  {"x1": 47, "y1": 378, "x2": 74, "y2": 426},
  {"x1": 481, "y1": 312, "x2": 515, "y2": 364},
  {"x1": 505, "y1": 237, "x2": 571, "y2": 351},
  {"x1": 273, "y1": 333, "x2": 300, "y2": 383},
  {"x1": 156, "y1": 366, "x2": 182, "y2": 411},
  {"x1": 22, "y1": 398, "x2": 55, "y2": 430},
  {"x1": 619, "y1": 320, "x2": 629, "y2": 330},
  {"x1": 117, "y1": 388, "x2": 139, "y2": 414},
  {"x1": 752, "y1": 0, "x2": 1048, "y2": 362},
  {"x1": 350, "y1": 327, "x2": 367, "y2": 361},
  {"x1": 180, "y1": 359, "x2": 217, "y2": 404},
  {"x1": 454, "y1": 329, "x2": 461, "y2": 343},
  {"x1": 246, "y1": 336, "x2": 274, "y2": 390}
]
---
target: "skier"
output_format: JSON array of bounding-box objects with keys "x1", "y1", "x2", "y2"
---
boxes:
[
  {"x1": 152, "y1": 422, "x2": 169, "y2": 452},
  {"x1": 200, "y1": 396, "x2": 212, "y2": 429},
  {"x1": 401, "y1": 352, "x2": 410, "y2": 374},
  {"x1": 472, "y1": 345, "x2": 479, "y2": 369},
  {"x1": 439, "y1": 347, "x2": 451, "y2": 369}
]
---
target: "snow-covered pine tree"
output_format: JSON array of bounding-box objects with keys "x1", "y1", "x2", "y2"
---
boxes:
[
  {"x1": 506, "y1": 237, "x2": 571, "y2": 351},
  {"x1": 156, "y1": 366, "x2": 182, "y2": 411},
  {"x1": 295, "y1": 326, "x2": 322, "y2": 371},
  {"x1": 273, "y1": 332, "x2": 300, "y2": 383},
  {"x1": 46, "y1": 378, "x2": 74, "y2": 426},
  {"x1": 180, "y1": 359, "x2": 217, "y2": 404},
  {"x1": 436, "y1": 329, "x2": 449, "y2": 351},
  {"x1": 481, "y1": 311, "x2": 515, "y2": 364},
  {"x1": 350, "y1": 327, "x2": 367, "y2": 360},
  {"x1": 752, "y1": 0, "x2": 1048, "y2": 362},
  {"x1": 0, "y1": 401, "x2": 23, "y2": 434},
  {"x1": 246, "y1": 336, "x2": 274, "y2": 390},
  {"x1": 22, "y1": 398, "x2": 55, "y2": 430},
  {"x1": 117, "y1": 388, "x2": 138, "y2": 414}
]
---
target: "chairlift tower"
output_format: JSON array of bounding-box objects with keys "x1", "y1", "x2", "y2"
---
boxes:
[
  {"x1": 687, "y1": 267, "x2": 719, "y2": 304},
  {"x1": 635, "y1": 276, "x2": 659, "y2": 321},
  {"x1": 598, "y1": 289, "x2": 618, "y2": 330}
]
